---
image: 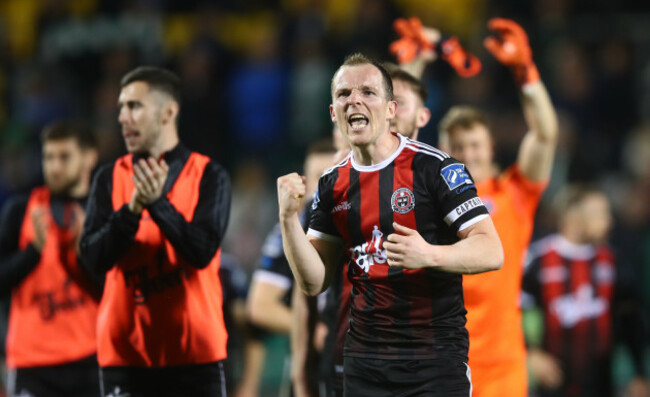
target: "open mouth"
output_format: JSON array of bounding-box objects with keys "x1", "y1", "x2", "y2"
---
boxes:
[
  {"x1": 348, "y1": 113, "x2": 369, "y2": 131},
  {"x1": 123, "y1": 130, "x2": 140, "y2": 143}
]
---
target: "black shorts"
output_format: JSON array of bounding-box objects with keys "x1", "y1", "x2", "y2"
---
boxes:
[
  {"x1": 7, "y1": 355, "x2": 100, "y2": 397},
  {"x1": 343, "y1": 356, "x2": 472, "y2": 397},
  {"x1": 100, "y1": 361, "x2": 226, "y2": 397},
  {"x1": 320, "y1": 365, "x2": 344, "y2": 397}
]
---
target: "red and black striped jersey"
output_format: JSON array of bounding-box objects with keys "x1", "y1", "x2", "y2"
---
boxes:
[
  {"x1": 522, "y1": 234, "x2": 616, "y2": 396},
  {"x1": 308, "y1": 133, "x2": 489, "y2": 361}
]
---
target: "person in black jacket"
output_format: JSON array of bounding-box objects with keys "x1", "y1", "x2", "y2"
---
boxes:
[
  {"x1": 80, "y1": 66, "x2": 231, "y2": 397},
  {"x1": 0, "y1": 120, "x2": 100, "y2": 397}
]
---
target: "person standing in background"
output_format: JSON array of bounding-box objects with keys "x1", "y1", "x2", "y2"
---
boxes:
[
  {"x1": 522, "y1": 186, "x2": 649, "y2": 397},
  {"x1": 80, "y1": 66, "x2": 231, "y2": 397},
  {"x1": 433, "y1": 18, "x2": 559, "y2": 397},
  {"x1": 0, "y1": 121, "x2": 100, "y2": 397}
]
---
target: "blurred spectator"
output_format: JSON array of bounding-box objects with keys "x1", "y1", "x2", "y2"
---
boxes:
[
  {"x1": 523, "y1": 185, "x2": 649, "y2": 397},
  {"x1": 0, "y1": 120, "x2": 101, "y2": 397}
]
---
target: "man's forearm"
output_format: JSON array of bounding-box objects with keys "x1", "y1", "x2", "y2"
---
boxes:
[
  {"x1": 249, "y1": 301, "x2": 292, "y2": 334},
  {"x1": 80, "y1": 205, "x2": 140, "y2": 273},
  {"x1": 521, "y1": 81, "x2": 558, "y2": 144},
  {"x1": 432, "y1": 228, "x2": 503, "y2": 274},
  {"x1": 148, "y1": 197, "x2": 222, "y2": 269},
  {"x1": 290, "y1": 287, "x2": 313, "y2": 396},
  {"x1": 281, "y1": 214, "x2": 327, "y2": 296},
  {"x1": 247, "y1": 281, "x2": 292, "y2": 334},
  {"x1": 0, "y1": 245, "x2": 41, "y2": 294}
]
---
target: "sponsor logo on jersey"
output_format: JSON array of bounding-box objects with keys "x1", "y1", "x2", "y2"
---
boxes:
[
  {"x1": 441, "y1": 163, "x2": 472, "y2": 190},
  {"x1": 540, "y1": 266, "x2": 568, "y2": 283},
  {"x1": 331, "y1": 201, "x2": 352, "y2": 214},
  {"x1": 550, "y1": 284, "x2": 608, "y2": 328},
  {"x1": 349, "y1": 226, "x2": 387, "y2": 273},
  {"x1": 31, "y1": 278, "x2": 88, "y2": 321},
  {"x1": 455, "y1": 184, "x2": 474, "y2": 195},
  {"x1": 391, "y1": 187, "x2": 415, "y2": 214}
]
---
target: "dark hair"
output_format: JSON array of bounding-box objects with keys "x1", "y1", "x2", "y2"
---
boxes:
[
  {"x1": 438, "y1": 106, "x2": 489, "y2": 136},
  {"x1": 41, "y1": 120, "x2": 97, "y2": 149},
  {"x1": 120, "y1": 66, "x2": 182, "y2": 105},
  {"x1": 383, "y1": 63, "x2": 428, "y2": 104},
  {"x1": 332, "y1": 53, "x2": 394, "y2": 101}
]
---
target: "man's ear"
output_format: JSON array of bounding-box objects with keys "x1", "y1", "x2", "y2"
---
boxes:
[
  {"x1": 84, "y1": 148, "x2": 99, "y2": 174},
  {"x1": 162, "y1": 100, "x2": 179, "y2": 125},
  {"x1": 329, "y1": 104, "x2": 336, "y2": 123},
  {"x1": 386, "y1": 100, "x2": 397, "y2": 120},
  {"x1": 416, "y1": 107, "x2": 431, "y2": 128}
]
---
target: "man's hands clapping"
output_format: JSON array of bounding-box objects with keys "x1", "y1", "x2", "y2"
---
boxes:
[{"x1": 129, "y1": 158, "x2": 169, "y2": 214}]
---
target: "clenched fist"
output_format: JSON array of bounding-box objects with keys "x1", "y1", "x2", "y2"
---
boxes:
[{"x1": 277, "y1": 173, "x2": 307, "y2": 220}]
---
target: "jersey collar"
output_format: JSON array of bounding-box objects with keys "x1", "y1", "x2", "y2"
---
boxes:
[{"x1": 350, "y1": 132, "x2": 406, "y2": 173}]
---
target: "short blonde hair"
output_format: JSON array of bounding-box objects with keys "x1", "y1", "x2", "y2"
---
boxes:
[
  {"x1": 438, "y1": 106, "x2": 488, "y2": 136},
  {"x1": 331, "y1": 53, "x2": 394, "y2": 101}
]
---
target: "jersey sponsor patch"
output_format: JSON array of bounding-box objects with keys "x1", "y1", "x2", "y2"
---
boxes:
[
  {"x1": 391, "y1": 187, "x2": 415, "y2": 214},
  {"x1": 441, "y1": 163, "x2": 472, "y2": 190},
  {"x1": 331, "y1": 201, "x2": 351, "y2": 214},
  {"x1": 455, "y1": 184, "x2": 474, "y2": 195},
  {"x1": 550, "y1": 284, "x2": 609, "y2": 328}
]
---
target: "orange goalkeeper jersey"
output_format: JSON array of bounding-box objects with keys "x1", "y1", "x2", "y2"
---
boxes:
[{"x1": 464, "y1": 165, "x2": 546, "y2": 370}]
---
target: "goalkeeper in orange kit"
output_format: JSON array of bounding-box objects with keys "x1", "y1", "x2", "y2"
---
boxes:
[{"x1": 391, "y1": 17, "x2": 559, "y2": 397}]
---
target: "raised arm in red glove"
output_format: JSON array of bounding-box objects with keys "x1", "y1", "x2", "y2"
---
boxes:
[
  {"x1": 483, "y1": 18, "x2": 540, "y2": 86},
  {"x1": 390, "y1": 17, "x2": 481, "y2": 78}
]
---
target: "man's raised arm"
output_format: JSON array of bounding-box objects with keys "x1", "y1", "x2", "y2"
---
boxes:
[{"x1": 277, "y1": 173, "x2": 341, "y2": 296}]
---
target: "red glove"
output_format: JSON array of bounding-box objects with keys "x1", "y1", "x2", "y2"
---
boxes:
[
  {"x1": 389, "y1": 17, "x2": 435, "y2": 64},
  {"x1": 439, "y1": 37, "x2": 482, "y2": 78},
  {"x1": 484, "y1": 18, "x2": 540, "y2": 85},
  {"x1": 390, "y1": 17, "x2": 481, "y2": 78}
]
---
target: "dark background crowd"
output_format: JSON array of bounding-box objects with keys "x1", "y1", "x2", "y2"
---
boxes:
[{"x1": 0, "y1": 0, "x2": 648, "y2": 395}]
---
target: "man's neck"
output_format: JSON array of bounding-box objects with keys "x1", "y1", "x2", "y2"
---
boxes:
[
  {"x1": 148, "y1": 129, "x2": 179, "y2": 159},
  {"x1": 352, "y1": 132, "x2": 400, "y2": 166},
  {"x1": 65, "y1": 177, "x2": 90, "y2": 199}
]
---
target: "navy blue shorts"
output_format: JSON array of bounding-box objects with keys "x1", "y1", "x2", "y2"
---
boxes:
[
  {"x1": 100, "y1": 361, "x2": 226, "y2": 397},
  {"x1": 8, "y1": 355, "x2": 100, "y2": 397},
  {"x1": 344, "y1": 356, "x2": 472, "y2": 397}
]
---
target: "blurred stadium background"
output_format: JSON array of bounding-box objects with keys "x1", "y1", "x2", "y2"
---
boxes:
[{"x1": 0, "y1": 0, "x2": 648, "y2": 395}]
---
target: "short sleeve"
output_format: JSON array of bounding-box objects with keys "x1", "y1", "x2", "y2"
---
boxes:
[
  {"x1": 253, "y1": 222, "x2": 293, "y2": 290},
  {"x1": 433, "y1": 158, "x2": 490, "y2": 232},
  {"x1": 307, "y1": 172, "x2": 341, "y2": 243}
]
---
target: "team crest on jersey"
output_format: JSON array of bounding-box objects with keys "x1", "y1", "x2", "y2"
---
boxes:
[
  {"x1": 441, "y1": 163, "x2": 472, "y2": 190},
  {"x1": 391, "y1": 187, "x2": 415, "y2": 214}
]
